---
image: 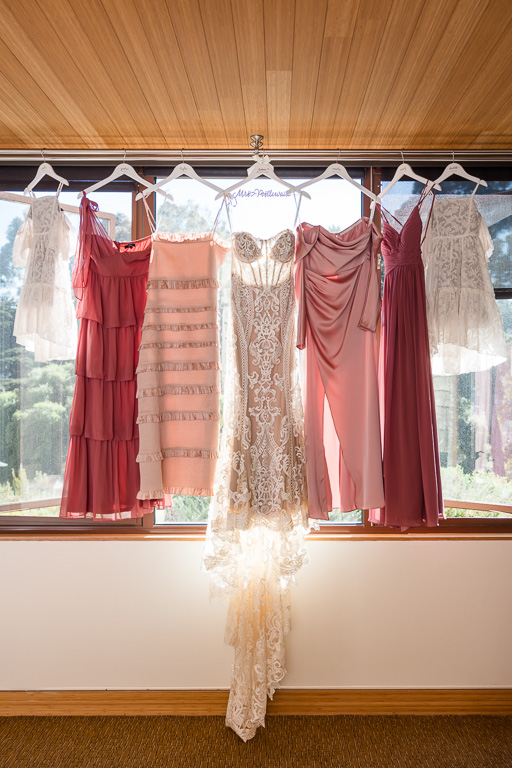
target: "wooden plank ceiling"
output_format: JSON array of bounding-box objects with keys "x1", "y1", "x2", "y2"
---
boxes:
[{"x1": 0, "y1": 0, "x2": 511, "y2": 150}]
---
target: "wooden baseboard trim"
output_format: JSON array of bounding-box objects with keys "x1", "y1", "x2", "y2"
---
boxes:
[{"x1": 0, "y1": 689, "x2": 510, "y2": 716}]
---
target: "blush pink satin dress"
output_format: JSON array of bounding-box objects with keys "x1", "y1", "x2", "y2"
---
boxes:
[{"x1": 295, "y1": 219, "x2": 385, "y2": 520}]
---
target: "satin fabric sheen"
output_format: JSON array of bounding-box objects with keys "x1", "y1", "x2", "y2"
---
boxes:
[
  {"x1": 295, "y1": 219, "x2": 385, "y2": 520},
  {"x1": 370, "y1": 201, "x2": 443, "y2": 529}
]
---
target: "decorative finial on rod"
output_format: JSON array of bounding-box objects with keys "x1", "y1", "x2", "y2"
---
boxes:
[{"x1": 250, "y1": 135, "x2": 264, "y2": 153}]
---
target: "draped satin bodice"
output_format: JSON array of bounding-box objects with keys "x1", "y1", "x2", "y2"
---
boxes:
[
  {"x1": 295, "y1": 219, "x2": 382, "y2": 350},
  {"x1": 381, "y1": 206, "x2": 423, "y2": 272}
]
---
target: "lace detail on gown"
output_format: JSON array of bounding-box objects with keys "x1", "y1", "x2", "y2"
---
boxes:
[
  {"x1": 203, "y1": 230, "x2": 309, "y2": 741},
  {"x1": 12, "y1": 195, "x2": 77, "y2": 362},
  {"x1": 422, "y1": 197, "x2": 507, "y2": 374}
]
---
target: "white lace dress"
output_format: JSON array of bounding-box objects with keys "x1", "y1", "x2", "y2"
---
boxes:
[
  {"x1": 203, "y1": 229, "x2": 309, "y2": 741},
  {"x1": 13, "y1": 195, "x2": 76, "y2": 362},
  {"x1": 422, "y1": 197, "x2": 507, "y2": 375}
]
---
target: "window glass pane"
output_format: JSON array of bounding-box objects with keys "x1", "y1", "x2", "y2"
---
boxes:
[
  {"x1": 154, "y1": 176, "x2": 363, "y2": 524},
  {"x1": 0, "y1": 190, "x2": 131, "y2": 517},
  {"x1": 380, "y1": 179, "x2": 512, "y2": 519}
]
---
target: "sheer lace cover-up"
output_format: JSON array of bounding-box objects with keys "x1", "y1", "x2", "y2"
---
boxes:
[
  {"x1": 13, "y1": 194, "x2": 76, "y2": 362},
  {"x1": 422, "y1": 197, "x2": 507, "y2": 375},
  {"x1": 203, "y1": 229, "x2": 309, "y2": 742}
]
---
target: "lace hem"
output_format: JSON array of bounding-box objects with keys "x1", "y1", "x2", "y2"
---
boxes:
[
  {"x1": 137, "y1": 410, "x2": 219, "y2": 423},
  {"x1": 136, "y1": 361, "x2": 220, "y2": 373},
  {"x1": 137, "y1": 448, "x2": 219, "y2": 462},
  {"x1": 139, "y1": 340, "x2": 218, "y2": 351},
  {"x1": 204, "y1": 523, "x2": 309, "y2": 742},
  {"x1": 141, "y1": 323, "x2": 218, "y2": 332},
  {"x1": 137, "y1": 384, "x2": 220, "y2": 398},
  {"x1": 153, "y1": 231, "x2": 229, "y2": 249},
  {"x1": 137, "y1": 486, "x2": 213, "y2": 499},
  {"x1": 145, "y1": 305, "x2": 217, "y2": 314},
  {"x1": 427, "y1": 286, "x2": 507, "y2": 374},
  {"x1": 147, "y1": 278, "x2": 220, "y2": 290}
]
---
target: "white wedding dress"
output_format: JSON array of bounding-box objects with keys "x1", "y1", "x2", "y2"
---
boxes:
[
  {"x1": 13, "y1": 195, "x2": 76, "y2": 362},
  {"x1": 203, "y1": 229, "x2": 309, "y2": 741},
  {"x1": 422, "y1": 196, "x2": 507, "y2": 375}
]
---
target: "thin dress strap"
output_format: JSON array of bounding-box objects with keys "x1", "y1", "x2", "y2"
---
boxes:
[
  {"x1": 211, "y1": 193, "x2": 229, "y2": 236},
  {"x1": 379, "y1": 203, "x2": 403, "y2": 228},
  {"x1": 142, "y1": 193, "x2": 156, "y2": 234},
  {"x1": 470, "y1": 179, "x2": 482, "y2": 199},
  {"x1": 293, "y1": 192, "x2": 303, "y2": 229},
  {"x1": 419, "y1": 186, "x2": 436, "y2": 245}
]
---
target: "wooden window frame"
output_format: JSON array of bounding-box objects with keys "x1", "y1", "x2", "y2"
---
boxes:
[{"x1": 0, "y1": 167, "x2": 511, "y2": 537}]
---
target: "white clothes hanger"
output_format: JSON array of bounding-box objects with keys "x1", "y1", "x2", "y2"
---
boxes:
[
  {"x1": 379, "y1": 152, "x2": 441, "y2": 198},
  {"x1": 24, "y1": 151, "x2": 69, "y2": 195},
  {"x1": 135, "y1": 150, "x2": 227, "y2": 201},
  {"x1": 214, "y1": 153, "x2": 311, "y2": 200},
  {"x1": 426, "y1": 153, "x2": 488, "y2": 196},
  {"x1": 288, "y1": 151, "x2": 379, "y2": 204},
  {"x1": 79, "y1": 151, "x2": 173, "y2": 200}
]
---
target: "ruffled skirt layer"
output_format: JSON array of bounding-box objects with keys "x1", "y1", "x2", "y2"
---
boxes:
[{"x1": 61, "y1": 266, "x2": 153, "y2": 520}]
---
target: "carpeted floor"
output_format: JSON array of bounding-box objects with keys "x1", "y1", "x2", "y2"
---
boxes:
[{"x1": 0, "y1": 715, "x2": 511, "y2": 767}]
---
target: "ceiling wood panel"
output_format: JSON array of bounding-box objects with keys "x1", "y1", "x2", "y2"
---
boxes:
[
  {"x1": 40, "y1": 0, "x2": 158, "y2": 147},
  {"x1": 329, "y1": 0, "x2": 392, "y2": 148},
  {"x1": 385, "y1": 0, "x2": 490, "y2": 148},
  {"x1": 0, "y1": 0, "x2": 510, "y2": 150},
  {"x1": 308, "y1": 0, "x2": 360, "y2": 147},
  {"x1": 199, "y1": 0, "x2": 247, "y2": 146},
  {"x1": 231, "y1": 0, "x2": 268, "y2": 143},
  {"x1": 0, "y1": 1, "x2": 106, "y2": 147},
  {"x1": 166, "y1": 0, "x2": 227, "y2": 147},
  {"x1": 5, "y1": 0, "x2": 120, "y2": 144},
  {"x1": 363, "y1": 0, "x2": 459, "y2": 149}
]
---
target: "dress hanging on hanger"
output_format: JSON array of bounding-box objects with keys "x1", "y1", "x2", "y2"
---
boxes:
[
  {"x1": 12, "y1": 186, "x2": 76, "y2": 362},
  {"x1": 422, "y1": 184, "x2": 507, "y2": 375},
  {"x1": 370, "y1": 185, "x2": 443, "y2": 530},
  {"x1": 60, "y1": 196, "x2": 156, "y2": 520},
  {"x1": 295, "y1": 216, "x2": 385, "y2": 519},
  {"x1": 203, "y1": 196, "x2": 309, "y2": 741},
  {"x1": 136, "y1": 196, "x2": 229, "y2": 500}
]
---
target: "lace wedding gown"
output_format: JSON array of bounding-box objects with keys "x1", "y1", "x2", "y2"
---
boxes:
[
  {"x1": 203, "y1": 229, "x2": 309, "y2": 741},
  {"x1": 13, "y1": 194, "x2": 76, "y2": 362}
]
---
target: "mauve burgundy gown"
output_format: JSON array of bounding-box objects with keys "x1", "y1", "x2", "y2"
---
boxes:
[
  {"x1": 60, "y1": 196, "x2": 154, "y2": 520},
  {"x1": 295, "y1": 219, "x2": 385, "y2": 519},
  {"x1": 370, "y1": 190, "x2": 444, "y2": 529}
]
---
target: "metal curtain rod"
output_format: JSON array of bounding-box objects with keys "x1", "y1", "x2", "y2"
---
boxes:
[{"x1": 0, "y1": 149, "x2": 511, "y2": 165}]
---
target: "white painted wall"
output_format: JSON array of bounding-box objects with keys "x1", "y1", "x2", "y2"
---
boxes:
[{"x1": 0, "y1": 540, "x2": 510, "y2": 690}]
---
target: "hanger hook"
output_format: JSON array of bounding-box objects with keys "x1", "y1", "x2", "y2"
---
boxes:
[
  {"x1": 452, "y1": 150, "x2": 455, "y2": 163},
  {"x1": 250, "y1": 135, "x2": 264, "y2": 156},
  {"x1": 180, "y1": 148, "x2": 185, "y2": 163},
  {"x1": 123, "y1": 148, "x2": 126, "y2": 163},
  {"x1": 337, "y1": 148, "x2": 341, "y2": 163},
  {"x1": 41, "y1": 148, "x2": 45, "y2": 161},
  {"x1": 400, "y1": 149, "x2": 405, "y2": 164}
]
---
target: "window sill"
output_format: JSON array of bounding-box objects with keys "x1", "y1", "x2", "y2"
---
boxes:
[{"x1": 0, "y1": 530, "x2": 511, "y2": 542}]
